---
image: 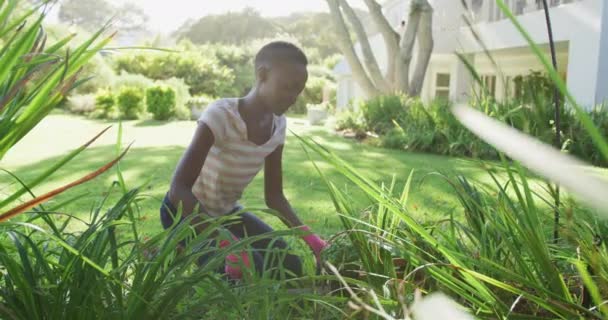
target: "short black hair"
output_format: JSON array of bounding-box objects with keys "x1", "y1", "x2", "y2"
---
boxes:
[{"x1": 254, "y1": 41, "x2": 308, "y2": 69}]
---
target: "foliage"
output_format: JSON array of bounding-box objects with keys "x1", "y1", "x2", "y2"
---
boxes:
[
  {"x1": 175, "y1": 7, "x2": 279, "y2": 45},
  {"x1": 299, "y1": 132, "x2": 608, "y2": 318},
  {"x1": 95, "y1": 91, "x2": 116, "y2": 116},
  {"x1": 158, "y1": 77, "x2": 191, "y2": 120},
  {"x1": 292, "y1": 76, "x2": 337, "y2": 114},
  {"x1": 567, "y1": 105, "x2": 608, "y2": 166},
  {"x1": 359, "y1": 94, "x2": 408, "y2": 135},
  {"x1": 146, "y1": 86, "x2": 176, "y2": 120},
  {"x1": 271, "y1": 12, "x2": 342, "y2": 62},
  {"x1": 116, "y1": 86, "x2": 144, "y2": 120},
  {"x1": 58, "y1": 0, "x2": 148, "y2": 33},
  {"x1": 113, "y1": 50, "x2": 234, "y2": 97},
  {"x1": 0, "y1": 0, "x2": 114, "y2": 160},
  {"x1": 513, "y1": 70, "x2": 562, "y2": 105},
  {"x1": 74, "y1": 54, "x2": 117, "y2": 94},
  {"x1": 112, "y1": 71, "x2": 154, "y2": 92},
  {"x1": 66, "y1": 94, "x2": 96, "y2": 114},
  {"x1": 339, "y1": 92, "x2": 608, "y2": 166},
  {"x1": 175, "y1": 10, "x2": 341, "y2": 63}
]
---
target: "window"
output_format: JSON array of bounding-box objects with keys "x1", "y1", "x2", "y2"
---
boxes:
[
  {"x1": 435, "y1": 73, "x2": 451, "y2": 100},
  {"x1": 480, "y1": 75, "x2": 497, "y2": 98}
]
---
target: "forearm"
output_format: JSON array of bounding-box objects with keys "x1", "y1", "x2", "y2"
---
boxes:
[
  {"x1": 267, "y1": 195, "x2": 303, "y2": 228},
  {"x1": 168, "y1": 186, "x2": 210, "y2": 234}
]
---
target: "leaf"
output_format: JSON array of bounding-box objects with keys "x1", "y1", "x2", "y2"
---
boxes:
[
  {"x1": 452, "y1": 104, "x2": 608, "y2": 216},
  {"x1": 0, "y1": 143, "x2": 132, "y2": 222}
]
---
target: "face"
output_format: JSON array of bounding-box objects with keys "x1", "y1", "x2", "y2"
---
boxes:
[{"x1": 257, "y1": 62, "x2": 308, "y2": 115}]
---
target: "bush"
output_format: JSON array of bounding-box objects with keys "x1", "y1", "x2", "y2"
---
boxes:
[
  {"x1": 75, "y1": 54, "x2": 117, "y2": 94},
  {"x1": 359, "y1": 94, "x2": 407, "y2": 134},
  {"x1": 113, "y1": 51, "x2": 235, "y2": 97},
  {"x1": 117, "y1": 87, "x2": 145, "y2": 120},
  {"x1": 66, "y1": 94, "x2": 96, "y2": 114},
  {"x1": 188, "y1": 94, "x2": 215, "y2": 120},
  {"x1": 146, "y1": 86, "x2": 176, "y2": 121},
  {"x1": 157, "y1": 77, "x2": 191, "y2": 120},
  {"x1": 292, "y1": 75, "x2": 337, "y2": 114},
  {"x1": 335, "y1": 109, "x2": 366, "y2": 139},
  {"x1": 112, "y1": 72, "x2": 154, "y2": 92},
  {"x1": 568, "y1": 105, "x2": 608, "y2": 166},
  {"x1": 94, "y1": 90, "x2": 115, "y2": 117}
]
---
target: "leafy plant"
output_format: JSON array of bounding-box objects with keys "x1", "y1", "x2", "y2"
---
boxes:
[
  {"x1": 116, "y1": 86, "x2": 144, "y2": 120},
  {"x1": 94, "y1": 89, "x2": 115, "y2": 116},
  {"x1": 146, "y1": 85, "x2": 176, "y2": 120}
]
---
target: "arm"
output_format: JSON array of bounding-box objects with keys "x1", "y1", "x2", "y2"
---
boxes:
[
  {"x1": 264, "y1": 145, "x2": 303, "y2": 228},
  {"x1": 264, "y1": 145, "x2": 327, "y2": 263},
  {"x1": 168, "y1": 123, "x2": 215, "y2": 232}
]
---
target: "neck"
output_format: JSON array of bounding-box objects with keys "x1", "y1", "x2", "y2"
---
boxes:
[{"x1": 240, "y1": 88, "x2": 270, "y2": 119}]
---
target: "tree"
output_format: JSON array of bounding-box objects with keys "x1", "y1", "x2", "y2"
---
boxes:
[
  {"x1": 326, "y1": 0, "x2": 434, "y2": 98},
  {"x1": 175, "y1": 8, "x2": 279, "y2": 45},
  {"x1": 271, "y1": 12, "x2": 343, "y2": 60},
  {"x1": 58, "y1": 0, "x2": 148, "y2": 33}
]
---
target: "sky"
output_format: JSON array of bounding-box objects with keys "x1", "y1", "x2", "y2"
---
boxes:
[{"x1": 102, "y1": 0, "x2": 365, "y2": 33}]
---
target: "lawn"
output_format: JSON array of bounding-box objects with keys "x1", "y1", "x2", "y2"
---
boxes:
[{"x1": 2, "y1": 112, "x2": 507, "y2": 237}]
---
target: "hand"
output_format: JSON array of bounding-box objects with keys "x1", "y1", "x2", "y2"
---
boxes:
[
  {"x1": 219, "y1": 234, "x2": 251, "y2": 280},
  {"x1": 298, "y1": 226, "x2": 328, "y2": 266}
]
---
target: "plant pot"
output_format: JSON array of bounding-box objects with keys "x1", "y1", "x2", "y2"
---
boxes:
[{"x1": 307, "y1": 107, "x2": 328, "y2": 125}]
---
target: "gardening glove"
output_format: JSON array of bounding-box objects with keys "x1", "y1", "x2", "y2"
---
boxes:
[
  {"x1": 219, "y1": 234, "x2": 251, "y2": 280},
  {"x1": 298, "y1": 225, "x2": 328, "y2": 267}
]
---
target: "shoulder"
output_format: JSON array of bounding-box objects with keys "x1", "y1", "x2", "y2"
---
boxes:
[
  {"x1": 197, "y1": 98, "x2": 238, "y2": 142},
  {"x1": 198, "y1": 98, "x2": 236, "y2": 121}
]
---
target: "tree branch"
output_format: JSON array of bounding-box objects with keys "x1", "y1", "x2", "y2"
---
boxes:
[
  {"x1": 339, "y1": 0, "x2": 390, "y2": 92},
  {"x1": 362, "y1": 0, "x2": 400, "y2": 85},
  {"x1": 395, "y1": 1, "x2": 423, "y2": 93},
  {"x1": 326, "y1": 0, "x2": 380, "y2": 97},
  {"x1": 409, "y1": 0, "x2": 434, "y2": 96}
]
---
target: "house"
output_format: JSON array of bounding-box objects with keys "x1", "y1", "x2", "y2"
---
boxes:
[{"x1": 334, "y1": 0, "x2": 608, "y2": 110}]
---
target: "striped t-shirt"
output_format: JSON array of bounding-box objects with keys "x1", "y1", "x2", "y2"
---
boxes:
[{"x1": 192, "y1": 98, "x2": 287, "y2": 216}]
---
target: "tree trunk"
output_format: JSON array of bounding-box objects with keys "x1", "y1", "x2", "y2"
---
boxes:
[
  {"x1": 362, "y1": 0, "x2": 400, "y2": 85},
  {"x1": 339, "y1": 0, "x2": 390, "y2": 92},
  {"x1": 395, "y1": 2, "x2": 423, "y2": 94},
  {"x1": 409, "y1": 1, "x2": 434, "y2": 96},
  {"x1": 326, "y1": 0, "x2": 380, "y2": 97}
]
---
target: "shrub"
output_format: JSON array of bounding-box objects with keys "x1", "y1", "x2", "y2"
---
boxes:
[
  {"x1": 188, "y1": 94, "x2": 215, "y2": 120},
  {"x1": 146, "y1": 86, "x2": 176, "y2": 121},
  {"x1": 113, "y1": 51, "x2": 235, "y2": 97},
  {"x1": 568, "y1": 105, "x2": 608, "y2": 166},
  {"x1": 112, "y1": 72, "x2": 154, "y2": 92},
  {"x1": 66, "y1": 94, "x2": 96, "y2": 114},
  {"x1": 359, "y1": 94, "x2": 407, "y2": 134},
  {"x1": 117, "y1": 87, "x2": 145, "y2": 120},
  {"x1": 292, "y1": 76, "x2": 337, "y2": 114},
  {"x1": 74, "y1": 54, "x2": 117, "y2": 94},
  {"x1": 157, "y1": 77, "x2": 191, "y2": 120},
  {"x1": 94, "y1": 90, "x2": 115, "y2": 117}
]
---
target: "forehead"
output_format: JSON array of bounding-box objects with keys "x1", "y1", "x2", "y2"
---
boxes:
[{"x1": 268, "y1": 62, "x2": 308, "y2": 80}]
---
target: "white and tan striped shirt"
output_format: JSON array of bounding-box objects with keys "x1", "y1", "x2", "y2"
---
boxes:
[{"x1": 192, "y1": 98, "x2": 287, "y2": 216}]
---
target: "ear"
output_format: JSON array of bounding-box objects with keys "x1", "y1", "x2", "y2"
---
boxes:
[{"x1": 256, "y1": 65, "x2": 269, "y2": 83}]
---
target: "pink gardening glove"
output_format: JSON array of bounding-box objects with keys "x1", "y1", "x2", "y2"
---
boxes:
[
  {"x1": 299, "y1": 226, "x2": 328, "y2": 266},
  {"x1": 219, "y1": 235, "x2": 251, "y2": 280}
]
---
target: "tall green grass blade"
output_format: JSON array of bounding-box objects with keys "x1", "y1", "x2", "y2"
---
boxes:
[{"x1": 495, "y1": 0, "x2": 608, "y2": 162}]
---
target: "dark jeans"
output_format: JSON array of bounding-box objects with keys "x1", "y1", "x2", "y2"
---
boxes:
[{"x1": 159, "y1": 194, "x2": 302, "y2": 277}]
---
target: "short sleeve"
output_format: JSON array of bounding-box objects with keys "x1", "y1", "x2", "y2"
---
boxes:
[
  {"x1": 275, "y1": 116, "x2": 287, "y2": 144},
  {"x1": 197, "y1": 101, "x2": 227, "y2": 144}
]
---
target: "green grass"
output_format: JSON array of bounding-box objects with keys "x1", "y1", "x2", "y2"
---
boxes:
[{"x1": 1, "y1": 113, "x2": 521, "y2": 237}]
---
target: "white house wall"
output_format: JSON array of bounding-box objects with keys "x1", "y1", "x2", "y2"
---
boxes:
[{"x1": 336, "y1": 0, "x2": 606, "y2": 109}]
